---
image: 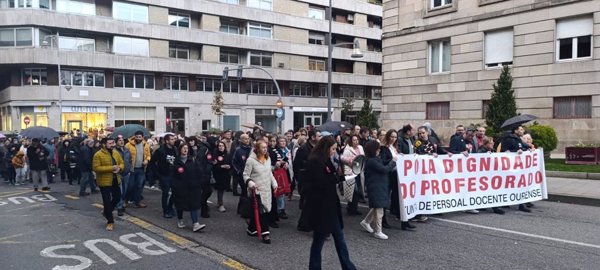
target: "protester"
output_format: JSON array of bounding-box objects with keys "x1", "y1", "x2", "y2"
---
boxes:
[
  {"x1": 477, "y1": 137, "x2": 505, "y2": 215},
  {"x1": 194, "y1": 137, "x2": 214, "y2": 218},
  {"x1": 304, "y1": 136, "x2": 357, "y2": 270},
  {"x1": 212, "y1": 141, "x2": 231, "y2": 212},
  {"x1": 93, "y1": 137, "x2": 123, "y2": 231},
  {"x1": 475, "y1": 126, "x2": 486, "y2": 147},
  {"x1": 115, "y1": 136, "x2": 132, "y2": 216},
  {"x1": 415, "y1": 126, "x2": 447, "y2": 156},
  {"x1": 11, "y1": 150, "x2": 25, "y2": 186},
  {"x1": 341, "y1": 135, "x2": 364, "y2": 216},
  {"x1": 125, "y1": 131, "x2": 150, "y2": 208},
  {"x1": 79, "y1": 139, "x2": 97, "y2": 196},
  {"x1": 362, "y1": 140, "x2": 398, "y2": 239},
  {"x1": 294, "y1": 129, "x2": 321, "y2": 232},
  {"x1": 501, "y1": 125, "x2": 533, "y2": 212},
  {"x1": 27, "y1": 138, "x2": 50, "y2": 191},
  {"x1": 150, "y1": 134, "x2": 178, "y2": 218},
  {"x1": 172, "y1": 143, "x2": 207, "y2": 232},
  {"x1": 272, "y1": 136, "x2": 292, "y2": 220},
  {"x1": 243, "y1": 140, "x2": 278, "y2": 244}
]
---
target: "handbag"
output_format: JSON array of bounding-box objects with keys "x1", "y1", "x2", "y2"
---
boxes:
[
  {"x1": 342, "y1": 175, "x2": 356, "y2": 203},
  {"x1": 273, "y1": 168, "x2": 291, "y2": 197},
  {"x1": 239, "y1": 193, "x2": 266, "y2": 219}
]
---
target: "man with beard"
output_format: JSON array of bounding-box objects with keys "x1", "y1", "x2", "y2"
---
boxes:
[
  {"x1": 500, "y1": 125, "x2": 533, "y2": 213},
  {"x1": 93, "y1": 137, "x2": 124, "y2": 231},
  {"x1": 293, "y1": 129, "x2": 322, "y2": 232},
  {"x1": 27, "y1": 138, "x2": 50, "y2": 191},
  {"x1": 150, "y1": 134, "x2": 177, "y2": 218},
  {"x1": 125, "y1": 131, "x2": 150, "y2": 208}
]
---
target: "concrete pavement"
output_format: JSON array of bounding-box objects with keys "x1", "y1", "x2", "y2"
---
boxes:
[{"x1": 546, "y1": 177, "x2": 600, "y2": 206}]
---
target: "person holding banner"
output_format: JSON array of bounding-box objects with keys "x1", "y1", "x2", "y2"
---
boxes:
[
  {"x1": 500, "y1": 125, "x2": 533, "y2": 213},
  {"x1": 415, "y1": 126, "x2": 448, "y2": 156},
  {"x1": 476, "y1": 137, "x2": 505, "y2": 215},
  {"x1": 361, "y1": 140, "x2": 399, "y2": 240},
  {"x1": 379, "y1": 129, "x2": 415, "y2": 230}
]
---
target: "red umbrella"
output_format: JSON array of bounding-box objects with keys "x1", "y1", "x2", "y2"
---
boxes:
[{"x1": 252, "y1": 189, "x2": 261, "y2": 240}]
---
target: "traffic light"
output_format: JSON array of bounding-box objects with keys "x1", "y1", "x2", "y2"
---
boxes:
[
  {"x1": 237, "y1": 65, "x2": 243, "y2": 80},
  {"x1": 222, "y1": 67, "x2": 229, "y2": 81},
  {"x1": 166, "y1": 117, "x2": 170, "y2": 125}
]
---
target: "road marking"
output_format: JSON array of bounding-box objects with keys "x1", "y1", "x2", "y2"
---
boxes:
[
  {"x1": 431, "y1": 217, "x2": 600, "y2": 250},
  {"x1": 0, "y1": 190, "x2": 31, "y2": 198},
  {"x1": 65, "y1": 195, "x2": 80, "y2": 200},
  {"x1": 1, "y1": 239, "x2": 80, "y2": 245}
]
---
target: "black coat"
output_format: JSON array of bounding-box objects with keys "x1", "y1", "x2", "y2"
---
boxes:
[
  {"x1": 172, "y1": 156, "x2": 203, "y2": 211},
  {"x1": 212, "y1": 150, "x2": 231, "y2": 191},
  {"x1": 416, "y1": 137, "x2": 447, "y2": 155},
  {"x1": 449, "y1": 135, "x2": 467, "y2": 154},
  {"x1": 500, "y1": 134, "x2": 529, "y2": 152},
  {"x1": 27, "y1": 145, "x2": 49, "y2": 171},
  {"x1": 397, "y1": 136, "x2": 415, "y2": 155},
  {"x1": 364, "y1": 156, "x2": 396, "y2": 209},
  {"x1": 292, "y1": 142, "x2": 313, "y2": 183},
  {"x1": 304, "y1": 157, "x2": 343, "y2": 234}
]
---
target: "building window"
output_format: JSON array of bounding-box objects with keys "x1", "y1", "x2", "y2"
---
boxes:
[
  {"x1": 431, "y1": 0, "x2": 452, "y2": 9},
  {"x1": 219, "y1": 0, "x2": 239, "y2": 4},
  {"x1": 309, "y1": 58, "x2": 326, "y2": 71},
  {"x1": 309, "y1": 32, "x2": 325, "y2": 45},
  {"x1": 247, "y1": 0, "x2": 271, "y2": 10},
  {"x1": 308, "y1": 6, "x2": 325, "y2": 20},
  {"x1": 429, "y1": 40, "x2": 450, "y2": 74},
  {"x1": 556, "y1": 16, "x2": 593, "y2": 61},
  {"x1": 554, "y1": 96, "x2": 591, "y2": 119},
  {"x1": 113, "y1": 36, "x2": 149, "y2": 56},
  {"x1": 114, "y1": 72, "x2": 154, "y2": 89},
  {"x1": 22, "y1": 68, "x2": 47, "y2": 86},
  {"x1": 248, "y1": 22, "x2": 272, "y2": 39},
  {"x1": 246, "y1": 80, "x2": 276, "y2": 95},
  {"x1": 318, "y1": 84, "x2": 327, "y2": 97},
  {"x1": 58, "y1": 36, "x2": 95, "y2": 52},
  {"x1": 169, "y1": 45, "x2": 189, "y2": 60},
  {"x1": 114, "y1": 107, "x2": 156, "y2": 131},
  {"x1": 0, "y1": 28, "x2": 33, "y2": 47},
  {"x1": 485, "y1": 29, "x2": 513, "y2": 67},
  {"x1": 61, "y1": 70, "x2": 105, "y2": 87},
  {"x1": 371, "y1": 88, "x2": 382, "y2": 100},
  {"x1": 56, "y1": 0, "x2": 95, "y2": 15},
  {"x1": 202, "y1": 120, "x2": 212, "y2": 131},
  {"x1": 249, "y1": 51, "x2": 272, "y2": 67},
  {"x1": 203, "y1": 78, "x2": 241, "y2": 93},
  {"x1": 113, "y1": 1, "x2": 148, "y2": 23},
  {"x1": 0, "y1": 0, "x2": 50, "y2": 9},
  {"x1": 220, "y1": 21, "x2": 240, "y2": 34},
  {"x1": 290, "y1": 83, "x2": 312, "y2": 97},
  {"x1": 340, "y1": 86, "x2": 365, "y2": 99},
  {"x1": 163, "y1": 75, "x2": 189, "y2": 91},
  {"x1": 426, "y1": 102, "x2": 450, "y2": 120},
  {"x1": 168, "y1": 12, "x2": 190, "y2": 28},
  {"x1": 220, "y1": 49, "x2": 239, "y2": 63}
]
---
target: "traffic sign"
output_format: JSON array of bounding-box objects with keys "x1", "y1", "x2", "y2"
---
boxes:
[
  {"x1": 276, "y1": 108, "x2": 284, "y2": 118},
  {"x1": 23, "y1": 116, "x2": 31, "y2": 125}
]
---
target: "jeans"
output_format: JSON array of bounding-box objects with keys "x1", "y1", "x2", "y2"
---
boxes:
[
  {"x1": 99, "y1": 178, "x2": 121, "y2": 224},
  {"x1": 159, "y1": 175, "x2": 174, "y2": 214},
  {"x1": 129, "y1": 168, "x2": 146, "y2": 203},
  {"x1": 117, "y1": 173, "x2": 130, "y2": 209},
  {"x1": 15, "y1": 168, "x2": 25, "y2": 184},
  {"x1": 309, "y1": 218, "x2": 356, "y2": 270},
  {"x1": 277, "y1": 195, "x2": 285, "y2": 212},
  {"x1": 79, "y1": 171, "x2": 96, "y2": 195},
  {"x1": 176, "y1": 209, "x2": 198, "y2": 223},
  {"x1": 31, "y1": 170, "x2": 48, "y2": 189}
]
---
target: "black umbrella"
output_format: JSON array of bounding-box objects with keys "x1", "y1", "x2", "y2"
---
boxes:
[
  {"x1": 500, "y1": 114, "x2": 537, "y2": 130},
  {"x1": 20, "y1": 126, "x2": 60, "y2": 139},
  {"x1": 110, "y1": 124, "x2": 150, "y2": 139},
  {"x1": 318, "y1": 121, "x2": 353, "y2": 135}
]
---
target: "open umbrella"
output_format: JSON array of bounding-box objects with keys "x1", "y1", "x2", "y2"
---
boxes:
[
  {"x1": 155, "y1": 132, "x2": 175, "y2": 138},
  {"x1": 241, "y1": 123, "x2": 264, "y2": 131},
  {"x1": 501, "y1": 114, "x2": 537, "y2": 130},
  {"x1": 110, "y1": 124, "x2": 150, "y2": 139},
  {"x1": 20, "y1": 126, "x2": 59, "y2": 139},
  {"x1": 319, "y1": 121, "x2": 353, "y2": 135},
  {"x1": 252, "y1": 189, "x2": 261, "y2": 240}
]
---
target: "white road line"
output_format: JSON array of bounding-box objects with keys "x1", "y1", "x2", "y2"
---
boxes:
[{"x1": 431, "y1": 217, "x2": 600, "y2": 250}]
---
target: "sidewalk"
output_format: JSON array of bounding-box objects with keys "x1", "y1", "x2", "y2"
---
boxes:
[{"x1": 547, "y1": 177, "x2": 600, "y2": 207}]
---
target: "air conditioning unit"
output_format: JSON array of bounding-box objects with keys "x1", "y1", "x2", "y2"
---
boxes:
[
  {"x1": 278, "y1": 62, "x2": 285, "y2": 68},
  {"x1": 347, "y1": 14, "x2": 354, "y2": 22}
]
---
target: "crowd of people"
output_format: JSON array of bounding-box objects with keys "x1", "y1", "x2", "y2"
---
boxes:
[{"x1": 0, "y1": 122, "x2": 539, "y2": 269}]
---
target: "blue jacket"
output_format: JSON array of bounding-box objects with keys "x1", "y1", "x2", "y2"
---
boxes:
[
  {"x1": 232, "y1": 144, "x2": 252, "y2": 176},
  {"x1": 364, "y1": 156, "x2": 396, "y2": 209},
  {"x1": 116, "y1": 146, "x2": 132, "y2": 176},
  {"x1": 449, "y1": 134, "x2": 467, "y2": 154},
  {"x1": 78, "y1": 145, "x2": 93, "y2": 172}
]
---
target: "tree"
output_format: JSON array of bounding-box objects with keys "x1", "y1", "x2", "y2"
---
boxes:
[
  {"x1": 341, "y1": 97, "x2": 354, "y2": 122},
  {"x1": 211, "y1": 90, "x2": 225, "y2": 129},
  {"x1": 485, "y1": 65, "x2": 517, "y2": 136},
  {"x1": 357, "y1": 99, "x2": 379, "y2": 129}
]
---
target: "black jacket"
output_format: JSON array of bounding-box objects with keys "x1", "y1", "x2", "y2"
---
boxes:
[
  {"x1": 500, "y1": 134, "x2": 529, "y2": 152},
  {"x1": 449, "y1": 135, "x2": 467, "y2": 154},
  {"x1": 172, "y1": 156, "x2": 203, "y2": 211},
  {"x1": 397, "y1": 136, "x2": 415, "y2": 155},
  {"x1": 304, "y1": 156, "x2": 343, "y2": 234},
  {"x1": 78, "y1": 145, "x2": 94, "y2": 172},
  {"x1": 27, "y1": 144, "x2": 49, "y2": 171},
  {"x1": 416, "y1": 137, "x2": 447, "y2": 155},
  {"x1": 292, "y1": 142, "x2": 314, "y2": 182},
  {"x1": 232, "y1": 144, "x2": 252, "y2": 176},
  {"x1": 150, "y1": 145, "x2": 178, "y2": 178}
]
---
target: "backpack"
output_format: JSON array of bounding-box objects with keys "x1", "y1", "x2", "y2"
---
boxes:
[{"x1": 68, "y1": 148, "x2": 79, "y2": 169}]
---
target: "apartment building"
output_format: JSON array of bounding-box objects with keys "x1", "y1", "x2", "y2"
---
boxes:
[
  {"x1": 0, "y1": 0, "x2": 382, "y2": 135},
  {"x1": 382, "y1": 0, "x2": 599, "y2": 151}
]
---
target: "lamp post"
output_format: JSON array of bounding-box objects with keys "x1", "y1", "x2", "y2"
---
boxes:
[
  {"x1": 327, "y1": 0, "x2": 363, "y2": 123},
  {"x1": 42, "y1": 32, "x2": 70, "y2": 132}
]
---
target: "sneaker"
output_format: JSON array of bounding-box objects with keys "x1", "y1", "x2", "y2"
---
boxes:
[
  {"x1": 411, "y1": 215, "x2": 428, "y2": 222},
  {"x1": 106, "y1": 223, "x2": 114, "y2": 231},
  {"x1": 374, "y1": 232, "x2": 388, "y2": 240},
  {"x1": 117, "y1": 209, "x2": 125, "y2": 216},
  {"x1": 279, "y1": 211, "x2": 288, "y2": 219},
  {"x1": 465, "y1": 209, "x2": 479, "y2": 214},
  {"x1": 163, "y1": 212, "x2": 173, "y2": 219},
  {"x1": 177, "y1": 220, "x2": 186, "y2": 228},
  {"x1": 192, "y1": 223, "x2": 206, "y2": 232},
  {"x1": 41, "y1": 187, "x2": 50, "y2": 191},
  {"x1": 360, "y1": 220, "x2": 374, "y2": 233},
  {"x1": 133, "y1": 203, "x2": 147, "y2": 208},
  {"x1": 218, "y1": 205, "x2": 226, "y2": 213}
]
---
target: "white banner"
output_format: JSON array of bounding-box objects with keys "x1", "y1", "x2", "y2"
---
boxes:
[{"x1": 396, "y1": 149, "x2": 547, "y2": 221}]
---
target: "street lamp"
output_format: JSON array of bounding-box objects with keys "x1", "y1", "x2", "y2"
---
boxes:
[
  {"x1": 327, "y1": 0, "x2": 363, "y2": 123},
  {"x1": 275, "y1": 98, "x2": 284, "y2": 109},
  {"x1": 42, "y1": 32, "x2": 70, "y2": 131}
]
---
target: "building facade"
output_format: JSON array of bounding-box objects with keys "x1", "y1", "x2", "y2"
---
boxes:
[
  {"x1": 0, "y1": 0, "x2": 382, "y2": 135},
  {"x1": 382, "y1": 0, "x2": 599, "y2": 152}
]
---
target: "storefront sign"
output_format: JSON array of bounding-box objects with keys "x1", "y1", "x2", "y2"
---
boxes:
[
  {"x1": 292, "y1": 107, "x2": 327, "y2": 112},
  {"x1": 34, "y1": 106, "x2": 47, "y2": 113},
  {"x1": 62, "y1": 106, "x2": 107, "y2": 113}
]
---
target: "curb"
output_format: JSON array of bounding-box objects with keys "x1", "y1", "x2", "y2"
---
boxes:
[
  {"x1": 546, "y1": 171, "x2": 600, "y2": 180},
  {"x1": 547, "y1": 194, "x2": 600, "y2": 208}
]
